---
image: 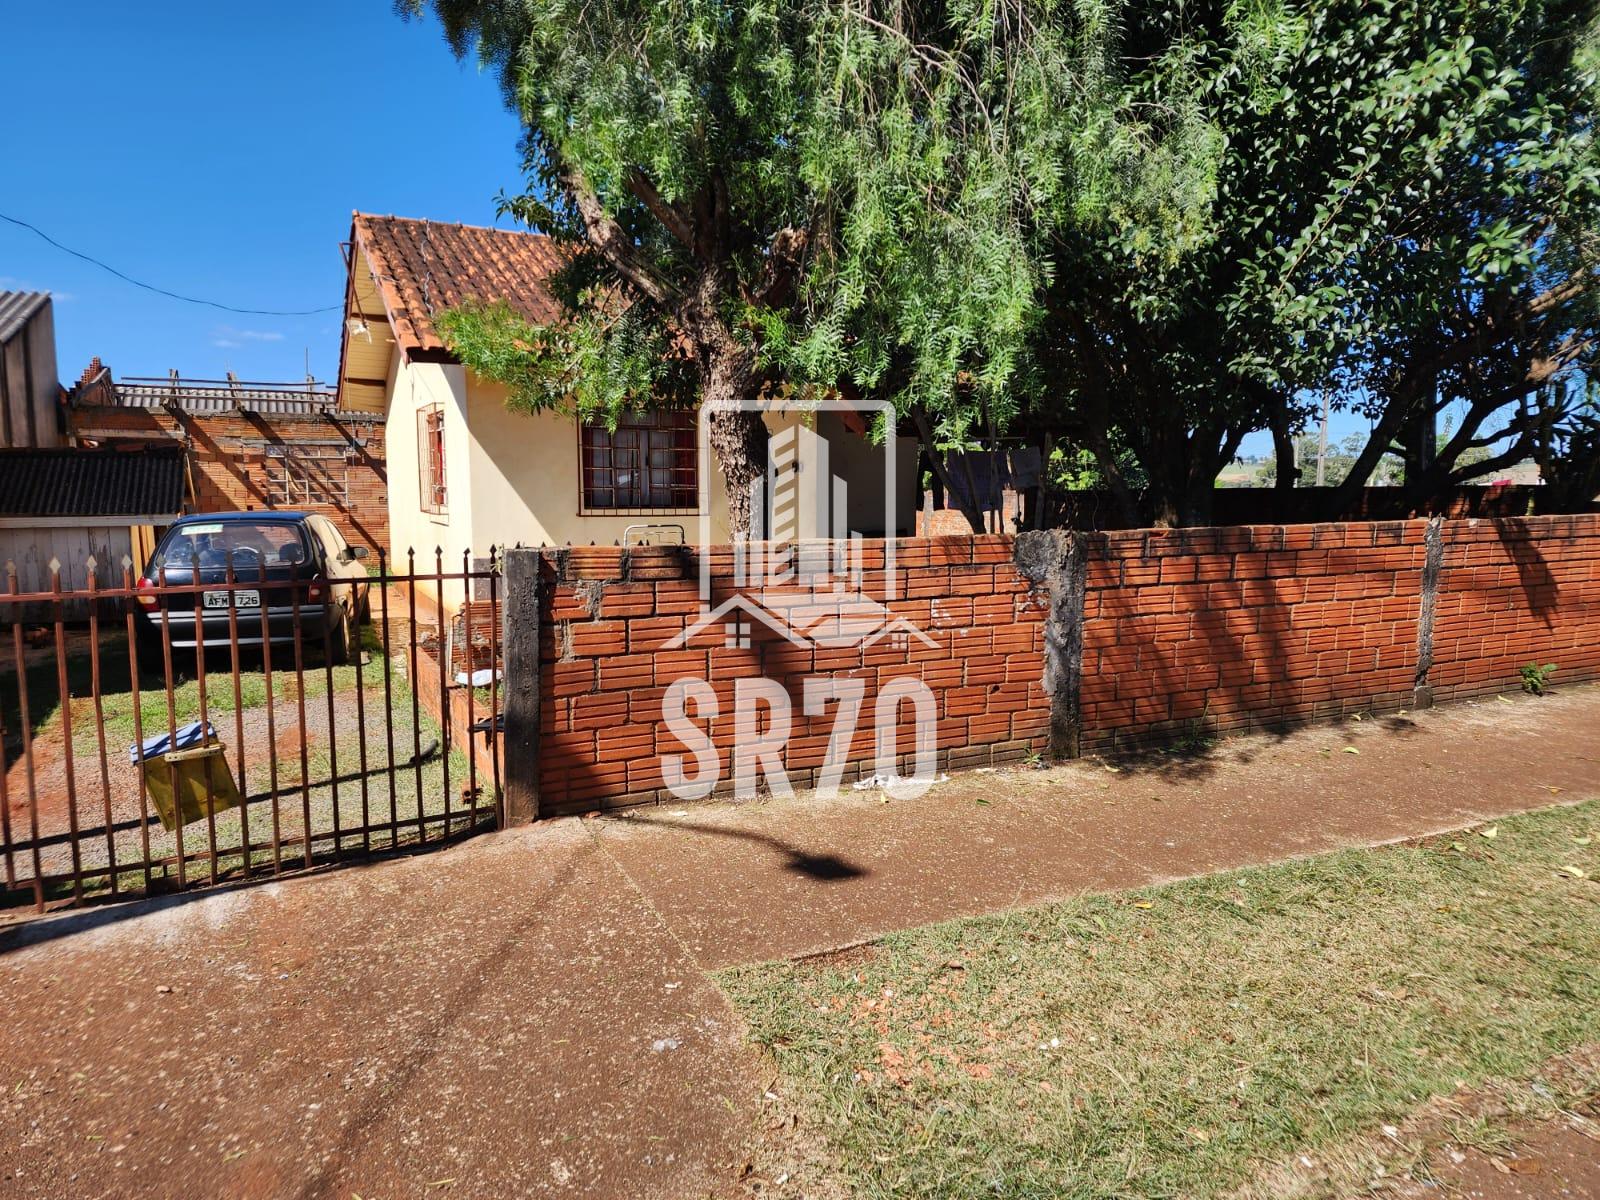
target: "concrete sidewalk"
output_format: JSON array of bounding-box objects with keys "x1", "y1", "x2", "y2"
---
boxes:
[
  {"x1": 0, "y1": 826, "x2": 760, "y2": 1200},
  {"x1": 2, "y1": 685, "x2": 1597, "y2": 1198},
  {"x1": 592, "y1": 685, "x2": 1600, "y2": 967}
]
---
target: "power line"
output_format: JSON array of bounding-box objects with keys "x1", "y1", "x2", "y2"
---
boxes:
[{"x1": 0, "y1": 211, "x2": 341, "y2": 316}]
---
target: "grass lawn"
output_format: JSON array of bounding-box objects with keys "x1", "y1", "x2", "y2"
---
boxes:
[
  {"x1": 720, "y1": 800, "x2": 1600, "y2": 1199},
  {"x1": 0, "y1": 627, "x2": 388, "y2": 755},
  {"x1": 2, "y1": 620, "x2": 485, "y2": 902}
]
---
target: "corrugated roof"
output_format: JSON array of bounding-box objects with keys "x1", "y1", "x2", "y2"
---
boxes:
[
  {"x1": 71, "y1": 372, "x2": 379, "y2": 420},
  {"x1": 109, "y1": 377, "x2": 342, "y2": 417},
  {"x1": 0, "y1": 448, "x2": 185, "y2": 519},
  {"x1": 351, "y1": 214, "x2": 570, "y2": 357},
  {"x1": 0, "y1": 291, "x2": 50, "y2": 344}
]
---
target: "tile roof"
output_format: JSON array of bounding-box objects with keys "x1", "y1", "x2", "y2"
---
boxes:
[
  {"x1": 351, "y1": 214, "x2": 570, "y2": 358},
  {"x1": 0, "y1": 291, "x2": 51, "y2": 345},
  {"x1": 0, "y1": 447, "x2": 185, "y2": 519}
]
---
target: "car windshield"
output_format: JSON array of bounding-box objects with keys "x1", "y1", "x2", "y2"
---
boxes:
[{"x1": 157, "y1": 521, "x2": 310, "y2": 571}]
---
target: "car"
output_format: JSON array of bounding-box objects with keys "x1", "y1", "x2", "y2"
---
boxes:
[{"x1": 133, "y1": 512, "x2": 371, "y2": 663}]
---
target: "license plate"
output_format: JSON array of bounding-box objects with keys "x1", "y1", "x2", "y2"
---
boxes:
[{"x1": 204, "y1": 590, "x2": 260, "y2": 609}]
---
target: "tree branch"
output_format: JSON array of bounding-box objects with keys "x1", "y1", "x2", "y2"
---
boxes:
[
  {"x1": 623, "y1": 168, "x2": 696, "y2": 250},
  {"x1": 566, "y1": 168, "x2": 680, "y2": 308}
]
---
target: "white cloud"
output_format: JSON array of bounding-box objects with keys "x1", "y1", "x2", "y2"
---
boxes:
[{"x1": 210, "y1": 325, "x2": 284, "y2": 347}]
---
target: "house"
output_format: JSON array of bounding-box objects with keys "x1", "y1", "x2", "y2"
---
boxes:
[
  {"x1": 332, "y1": 213, "x2": 917, "y2": 608},
  {"x1": 0, "y1": 445, "x2": 185, "y2": 617},
  {"x1": 68, "y1": 363, "x2": 388, "y2": 554},
  {"x1": 0, "y1": 291, "x2": 63, "y2": 449}
]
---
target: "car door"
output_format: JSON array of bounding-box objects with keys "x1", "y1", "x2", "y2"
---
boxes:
[{"x1": 310, "y1": 517, "x2": 366, "y2": 609}]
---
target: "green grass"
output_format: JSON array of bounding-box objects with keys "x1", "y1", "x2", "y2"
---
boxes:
[
  {"x1": 1, "y1": 626, "x2": 393, "y2": 755},
  {"x1": 720, "y1": 800, "x2": 1600, "y2": 1199}
]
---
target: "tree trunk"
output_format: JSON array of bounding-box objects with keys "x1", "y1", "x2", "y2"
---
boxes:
[
  {"x1": 1270, "y1": 404, "x2": 1300, "y2": 502},
  {"x1": 912, "y1": 408, "x2": 986, "y2": 534},
  {"x1": 699, "y1": 341, "x2": 766, "y2": 539}
]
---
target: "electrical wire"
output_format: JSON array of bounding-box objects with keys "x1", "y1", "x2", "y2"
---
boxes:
[{"x1": 0, "y1": 211, "x2": 341, "y2": 316}]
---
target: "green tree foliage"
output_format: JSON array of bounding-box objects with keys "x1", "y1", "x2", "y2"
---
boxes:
[
  {"x1": 405, "y1": 0, "x2": 1182, "y2": 534},
  {"x1": 408, "y1": 0, "x2": 1597, "y2": 533},
  {"x1": 1030, "y1": 0, "x2": 1599, "y2": 526}
]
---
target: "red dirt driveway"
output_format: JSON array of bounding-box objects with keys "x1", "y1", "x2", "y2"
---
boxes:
[{"x1": 2, "y1": 684, "x2": 1599, "y2": 1197}]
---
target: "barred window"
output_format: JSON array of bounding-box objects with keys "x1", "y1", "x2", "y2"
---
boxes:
[{"x1": 580, "y1": 411, "x2": 697, "y2": 511}]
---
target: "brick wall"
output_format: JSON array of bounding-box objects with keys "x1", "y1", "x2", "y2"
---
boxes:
[
  {"x1": 68, "y1": 404, "x2": 388, "y2": 553},
  {"x1": 414, "y1": 514, "x2": 1600, "y2": 818},
  {"x1": 536, "y1": 538, "x2": 1052, "y2": 815},
  {"x1": 1078, "y1": 522, "x2": 1427, "y2": 752},
  {"x1": 1429, "y1": 515, "x2": 1600, "y2": 704}
]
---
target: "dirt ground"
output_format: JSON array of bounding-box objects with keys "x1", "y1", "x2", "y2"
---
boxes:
[
  {"x1": 3, "y1": 642, "x2": 476, "y2": 891},
  {"x1": 1425, "y1": 1117, "x2": 1600, "y2": 1199},
  {"x1": 1, "y1": 684, "x2": 1598, "y2": 1198}
]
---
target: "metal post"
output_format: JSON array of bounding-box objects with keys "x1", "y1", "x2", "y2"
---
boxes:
[{"x1": 500, "y1": 548, "x2": 542, "y2": 824}]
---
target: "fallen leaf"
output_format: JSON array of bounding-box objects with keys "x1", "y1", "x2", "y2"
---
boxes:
[
  {"x1": 1479, "y1": 826, "x2": 1499, "y2": 840},
  {"x1": 1449, "y1": 842, "x2": 1466, "y2": 853},
  {"x1": 1573, "y1": 836, "x2": 1592, "y2": 846},
  {"x1": 1133, "y1": 901, "x2": 1154, "y2": 910},
  {"x1": 1557, "y1": 865, "x2": 1588, "y2": 879},
  {"x1": 1497, "y1": 695, "x2": 1513, "y2": 704},
  {"x1": 1546, "y1": 787, "x2": 1564, "y2": 794}
]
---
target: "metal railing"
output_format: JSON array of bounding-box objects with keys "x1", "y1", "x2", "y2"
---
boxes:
[{"x1": 0, "y1": 549, "x2": 503, "y2": 916}]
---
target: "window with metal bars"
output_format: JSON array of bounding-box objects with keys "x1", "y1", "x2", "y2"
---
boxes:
[
  {"x1": 418, "y1": 404, "x2": 447, "y2": 514},
  {"x1": 580, "y1": 410, "x2": 697, "y2": 511}
]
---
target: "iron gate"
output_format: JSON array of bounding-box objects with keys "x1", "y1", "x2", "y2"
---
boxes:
[{"x1": 0, "y1": 548, "x2": 504, "y2": 916}]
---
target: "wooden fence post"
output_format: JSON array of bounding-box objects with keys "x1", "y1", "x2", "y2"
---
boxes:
[{"x1": 501, "y1": 547, "x2": 542, "y2": 823}]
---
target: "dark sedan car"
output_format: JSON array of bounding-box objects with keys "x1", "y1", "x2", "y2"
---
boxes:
[{"x1": 134, "y1": 513, "x2": 370, "y2": 662}]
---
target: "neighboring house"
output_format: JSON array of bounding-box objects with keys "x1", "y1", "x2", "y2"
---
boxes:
[
  {"x1": 0, "y1": 291, "x2": 64, "y2": 449},
  {"x1": 68, "y1": 362, "x2": 388, "y2": 554},
  {"x1": 0, "y1": 446, "x2": 185, "y2": 617},
  {"x1": 333, "y1": 213, "x2": 916, "y2": 607}
]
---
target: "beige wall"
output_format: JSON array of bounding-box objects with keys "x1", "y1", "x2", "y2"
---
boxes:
[
  {"x1": 386, "y1": 362, "x2": 917, "y2": 605},
  {"x1": 464, "y1": 376, "x2": 732, "y2": 551},
  {"x1": 384, "y1": 351, "x2": 476, "y2": 574},
  {"x1": 758, "y1": 408, "x2": 919, "y2": 538}
]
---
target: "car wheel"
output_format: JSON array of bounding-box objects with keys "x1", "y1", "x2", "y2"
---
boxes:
[{"x1": 328, "y1": 604, "x2": 353, "y2": 665}]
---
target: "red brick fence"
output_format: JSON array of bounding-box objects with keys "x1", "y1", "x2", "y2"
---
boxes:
[{"x1": 471, "y1": 514, "x2": 1600, "y2": 819}]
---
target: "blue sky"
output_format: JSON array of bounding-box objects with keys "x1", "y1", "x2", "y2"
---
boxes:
[{"x1": 1, "y1": 2, "x2": 521, "y2": 385}]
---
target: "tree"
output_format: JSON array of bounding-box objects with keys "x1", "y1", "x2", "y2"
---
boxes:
[
  {"x1": 1026, "y1": 0, "x2": 1599, "y2": 526},
  {"x1": 404, "y1": 0, "x2": 1140, "y2": 536}
]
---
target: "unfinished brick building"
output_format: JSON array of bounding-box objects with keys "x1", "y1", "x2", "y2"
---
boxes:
[{"x1": 67, "y1": 359, "x2": 387, "y2": 554}]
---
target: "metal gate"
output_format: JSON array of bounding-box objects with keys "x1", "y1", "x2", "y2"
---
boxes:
[{"x1": 0, "y1": 549, "x2": 503, "y2": 916}]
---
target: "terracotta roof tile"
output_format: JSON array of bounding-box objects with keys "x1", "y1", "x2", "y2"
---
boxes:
[{"x1": 351, "y1": 214, "x2": 570, "y2": 358}]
